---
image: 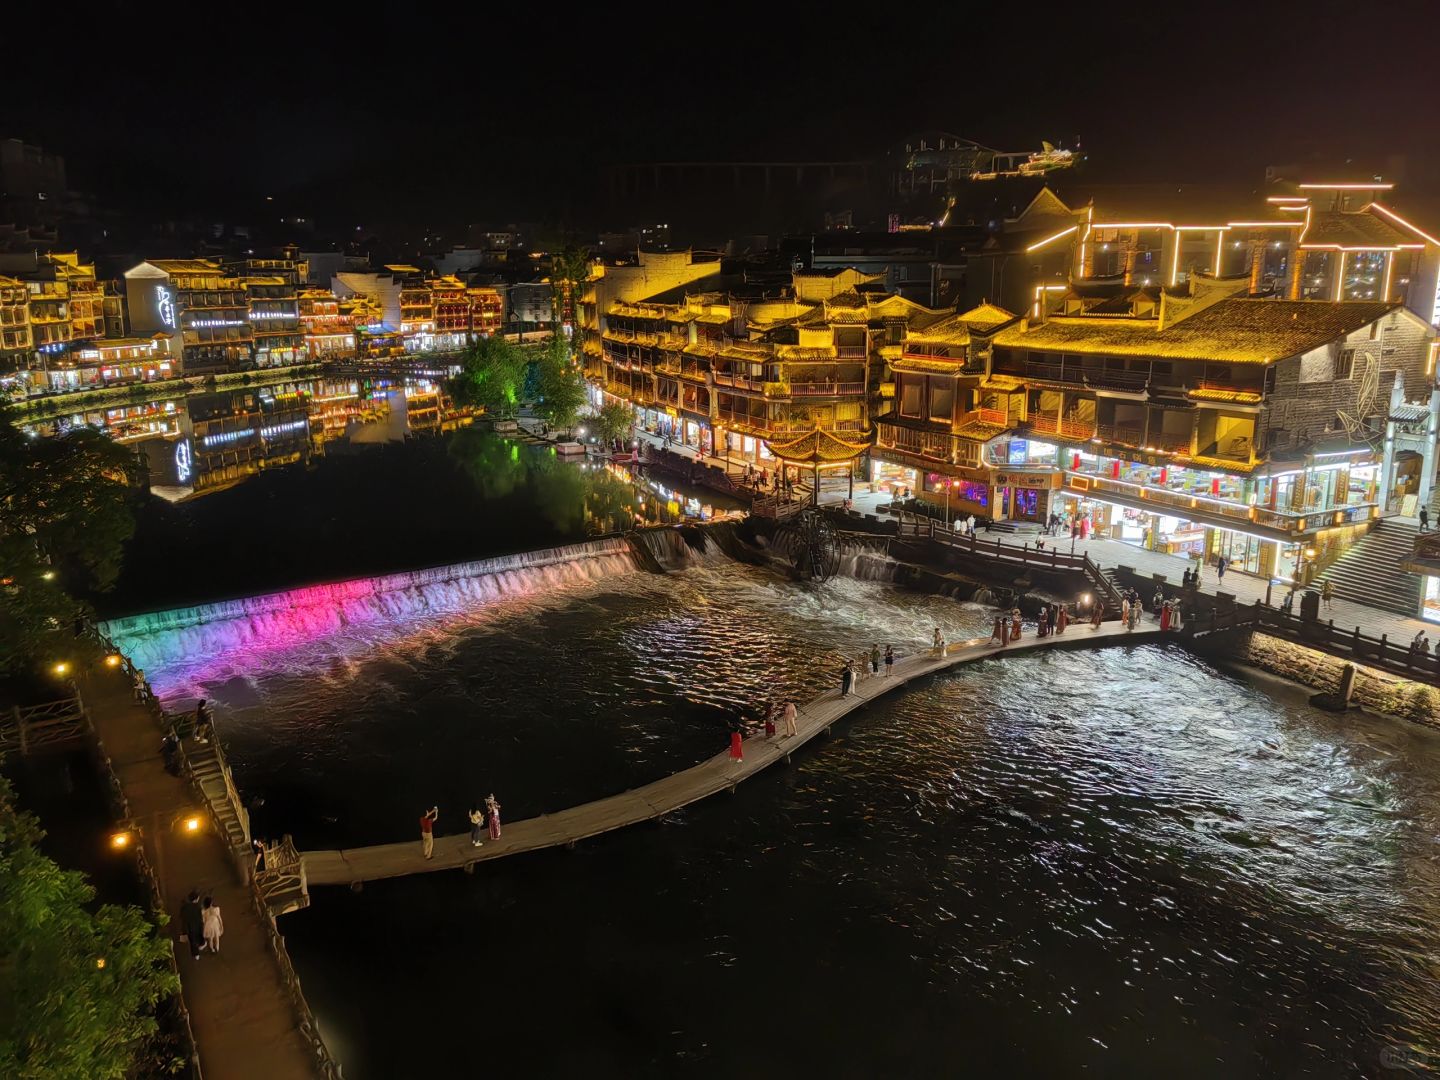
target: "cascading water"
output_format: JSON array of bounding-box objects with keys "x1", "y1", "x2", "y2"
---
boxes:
[
  {"x1": 101, "y1": 538, "x2": 638, "y2": 672},
  {"x1": 838, "y1": 552, "x2": 903, "y2": 582},
  {"x1": 630, "y1": 526, "x2": 731, "y2": 571}
]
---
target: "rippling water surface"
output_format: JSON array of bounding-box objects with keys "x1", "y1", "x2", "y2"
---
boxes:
[{"x1": 144, "y1": 559, "x2": 1440, "y2": 1077}]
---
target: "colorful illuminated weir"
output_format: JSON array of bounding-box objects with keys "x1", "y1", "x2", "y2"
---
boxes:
[{"x1": 100, "y1": 538, "x2": 640, "y2": 675}]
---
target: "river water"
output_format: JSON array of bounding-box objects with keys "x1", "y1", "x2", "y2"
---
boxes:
[{"x1": 114, "y1": 545, "x2": 1440, "y2": 1078}]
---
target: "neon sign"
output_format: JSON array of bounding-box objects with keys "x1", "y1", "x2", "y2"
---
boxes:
[
  {"x1": 156, "y1": 286, "x2": 176, "y2": 329},
  {"x1": 174, "y1": 438, "x2": 192, "y2": 483}
]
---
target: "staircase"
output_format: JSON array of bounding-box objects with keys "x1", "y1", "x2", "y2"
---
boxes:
[
  {"x1": 183, "y1": 738, "x2": 252, "y2": 856},
  {"x1": 1315, "y1": 519, "x2": 1424, "y2": 618}
]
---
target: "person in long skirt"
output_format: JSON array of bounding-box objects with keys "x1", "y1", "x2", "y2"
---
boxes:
[
  {"x1": 841, "y1": 661, "x2": 855, "y2": 696},
  {"x1": 764, "y1": 706, "x2": 777, "y2": 740},
  {"x1": 468, "y1": 806, "x2": 485, "y2": 847},
  {"x1": 1171, "y1": 601, "x2": 1184, "y2": 631},
  {"x1": 1057, "y1": 604, "x2": 1069, "y2": 633},
  {"x1": 1037, "y1": 607, "x2": 1050, "y2": 637},
  {"x1": 870, "y1": 643, "x2": 881, "y2": 675},
  {"x1": 1091, "y1": 603, "x2": 1103, "y2": 629},
  {"x1": 932, "y1": 628, "x2": 944, "y2": 657},
  {"x1": 1120, "y1": 597, "x2": 1130, "y2": 626},
  {"x1": 485, "y1": 794, "x2": 502, "y2": 839},
  {"x1": 990, "y1": 616, "x2": 1005, "y2": 646},
  {"x1": 201, "y1": 896, "x2": 224, "y2": 954},
  {"x1": 1159, "y1": 600, "x2": 1171, "y2": 632},
  {"x1": 884, "y1": 645, "x2": 895, "y2": 676},
  {"x1": 1010, "y1": 609, "x2": 1023, "y2": 641}
]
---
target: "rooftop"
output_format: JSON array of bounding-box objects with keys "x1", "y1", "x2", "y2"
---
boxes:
[{"x1": 992, "y1": 298, "x2": 1401, "y2": 364}]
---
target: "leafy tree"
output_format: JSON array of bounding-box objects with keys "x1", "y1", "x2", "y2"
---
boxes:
[
  {"x1": 0, "y1": 536, "x2": 78, "y2": 678},
  {"x1": 594, "y1": 402, "x2": 635, "y2": 445},
  {"x1": 531, "y1": 335, "x2": 587, "y2": 431},
  {"x1": 0, "y1": 776, "x2": 179, "y2": 1078},
  {"x1": 446, "y1": 336, "x2": 528, "y2": 419},
  {"x1": 0, "y1": 410, "x2": 140, "y2": 592},
  {"x1": 549, "y1": 247, "x2": 590, "y2": 328}
]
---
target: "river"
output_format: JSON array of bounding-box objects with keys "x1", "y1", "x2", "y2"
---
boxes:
[{"x1": 111, "y1": 541, "x2": 1440, "y2": 1077}]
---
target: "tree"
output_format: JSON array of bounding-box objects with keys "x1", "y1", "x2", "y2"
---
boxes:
[
  {"x1": 0, "y1": 409, "x2": 140, "y2": 592},
  {"x1": 548, "y1": 247, "x2": 590, "y2": 329},
  {"x1": 0, "y1": 776, "x2": 179, "y2": 1078},
  {"x1": 594, "y1": 401, "x2": 635, "y2": 446},
  {"x1": 446, "y1": 336, "x2": 528, "y2": 419},
  {"x1": 531, "y1": 334, "x2": 587, "y2": 431},
  {"x1": 0, "y1": 536, "x2": 77, "y2": 677}
]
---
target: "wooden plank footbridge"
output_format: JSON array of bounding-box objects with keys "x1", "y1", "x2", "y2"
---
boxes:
[{"x1": 300, "y1": 621, "x2": 1161, "y2": 890}]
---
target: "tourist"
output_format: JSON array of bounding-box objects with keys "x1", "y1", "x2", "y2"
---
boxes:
[
  {"x1": 953, "y1": 515, "x2": 964, "y2": 534},
  {"x1": 764, "y1": 706, "x2": 777, "y2": 740},
  {"x1": 132, "y1": 668, "x2": 148, "y2": 705},
  {"x1": 485, "y1": 794, "x2": 502, "y2": 840},
  {"x1": 965, "y1": 514, "x2": 976, "y2": 536},
  {"x1": 1091, "y1": 603, "x2": 1103, "y2": 629},
  {"x1": 870, "y1": 643, "x2": 881, "y2": 675},
  {"x1": 1171, "y1": 602, "x2": 1184, "y2": 631},
  {"x1": 1010, "y1": 609, "x2": 1023, "y2": 641},
  {"x1": 1216, "y1": 555, "x2": 1228, "y2": 582},
  {"x1": 1129, "y1": 600, "x2": 1141, "y2": 630},
  {"x1": 884, "y1": 645, "x2": 895, "y2": 676},
  {"x1": 782, "y1": 700, "x2": 799, "y2": 737},
  {"x1": 1037, "y1": 606, "x2": 1050, "y2": 637},
  {"x1": 1152, "y1": 587, "x2": 1165, "y2": 617},
  {"x1": 419, "y1": 806, "x2": 439, "y2": 860},
  {"x1": 468, "y1": 806, "x2": 485, "y2": 848},
  {"x1": 932, "y1": 627, "x2": 944, "y2": 657},
  {"x1": 1280, "y1": 589, "x2": 1296, "y2": 616},
  {"x1": 1120, "y1": 596, "x2": 1131, "y2": 626},
  {"x1": 1321, "y1": 579, "x2": 1334, "y2": 611},
  {"x1": 202, "y1": 895, "x2": 224, "y2": 954},
  {"x1": 989, "y1": 617, "x2": 1005, "y2": 646},
  {"x1": 840, "y1": 661, "x2": 855, "y2": 697},
  {"x1": 1159, "y1": 600, "x2": 1172, "y2": 632},
  {"x1": 1423, "y1": 506, "x2": 1431, "y2": 531},
  {"x1": 193, "y1": 698, "x2": 214, "y2": 744},
  {"x1": 729, "y1": 718, "x2": 745, "y2": 761},
  {"x1": 1056, "y1": 604, "x2": 1069, "y2": 634},
  {"x1": 179, "y1": 889, "x2": 205, "y2": 960}
]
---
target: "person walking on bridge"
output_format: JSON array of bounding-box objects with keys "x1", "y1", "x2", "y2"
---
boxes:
[
  {"x1": 884, "y1": 645, "x2": 895, "y2": 675},
  {"x1": 201, "y1": 896, "x2": 224, "y2": 954},
  {"x1": 179, "y1": 889, "x2": 205, "y2": 961},
  {"x1": 1321, "y1": 579, "x2": 1334, "y2": 611},
  {"x1": 485, "y1": 794, "x2": 502, "y2": 840},
  {"x1": 870, "y1": 643, "x2": 881, "y2": 676},
  {"x1": 468, "y1": 806, "x2": 485, "y2": 848},
  {"x1": 419, "y1": 806, "x2": 439, "y2": 860},
  {"x1": 781, "y1": 700, "x2": 798, "y2": 738}
]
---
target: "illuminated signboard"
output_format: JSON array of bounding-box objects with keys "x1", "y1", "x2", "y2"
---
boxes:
[
  {"x1": 174, "y1": 438, "x2": 192, "y2": 483},
  {"x1": 156, "y1": 286, "x2": 177, "y2": 329}
]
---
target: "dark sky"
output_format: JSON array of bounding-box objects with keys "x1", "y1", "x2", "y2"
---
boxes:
[{"x1": 9, "y1": 0, "x2": 1437, "y2": 232}]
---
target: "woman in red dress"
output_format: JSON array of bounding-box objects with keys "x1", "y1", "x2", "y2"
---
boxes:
[{"x1": 485, "y1": 794, "x2": 502, "y2": 840}]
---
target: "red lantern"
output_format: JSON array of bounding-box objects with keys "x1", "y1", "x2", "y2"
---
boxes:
[
  {"x1": 1211, "y1": 477, "x2": 1220, "y2": 496},
  {"x1": 1071, "y1": 452, "x2": 1081, "y2": 471},
  {"x1": 1111, "y1": 460, "x2": 1121, "y2": 479},
  {"x1": 1159, "y1": 466, "x2": 1168, "y2": 485}
]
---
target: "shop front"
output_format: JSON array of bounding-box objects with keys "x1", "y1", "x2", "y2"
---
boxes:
[
  {"x1": 992, "y1": 470, "x2": 1060, "y2": 523},
  {"x1": 870, "y1": 458, "x2": 917, "y2": 499}
]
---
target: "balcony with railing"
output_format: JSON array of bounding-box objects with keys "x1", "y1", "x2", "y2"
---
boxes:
[
  {"x1": 957, "y1": 407, "x2": 1008, "y2": 428},
  {"x1": 1028, "y1": 411, "x2": 1095, "y2": 440}
]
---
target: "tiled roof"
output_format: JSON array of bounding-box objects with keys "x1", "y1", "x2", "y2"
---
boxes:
[
  {"x1": 954, "y1": 302, "x2": 1018, "y2": 330},
  {"x1": 764, "y1": 426, "x2": 871, "y2": 462},
  {"x1": 1187, "y1": 387, "x2": 1263, "y2": 404},
  {"x1": 1302, "y1": 211, "x2": 1416, "y2": 250},
  {"x1": 991, "y1": 298, "x2": 1399, "y2": 364}
]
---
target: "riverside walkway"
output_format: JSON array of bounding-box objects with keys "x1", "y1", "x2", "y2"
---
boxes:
[
  {"x1": 77, "y1": 657, "x2": 322, "y2": 1080},
  {"x1": 301, "y1": 620, "x2": 1160, "y2": 888}
]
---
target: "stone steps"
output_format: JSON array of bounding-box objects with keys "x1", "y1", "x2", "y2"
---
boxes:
[{"x1": 1316, "y1": 520, "x2": 1423, "y2": 618}]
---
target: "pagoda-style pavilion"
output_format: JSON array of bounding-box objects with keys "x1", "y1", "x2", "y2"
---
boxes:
[{"x1": 763, "y1": 426, "x2": 872, "y2": 504}]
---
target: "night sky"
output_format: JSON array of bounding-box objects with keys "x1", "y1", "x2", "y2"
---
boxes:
[{"x1": 8, "y1": 1, "x2": 1436, "y2": 233}]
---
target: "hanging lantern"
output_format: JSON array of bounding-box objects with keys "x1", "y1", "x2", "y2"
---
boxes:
[
  {"x1": 1211, "y1": 477, "x2": 1220, "y2": 496},
  {"x1": 1071, "y1": 452, "x2": 1081, "y2": 471},
  {"x1": 1159, "y1": 466, "x2": 1168, "y2": 485},
  {"x1": 1111, "y1": 459, "x2": 1121, "y2": 479}
]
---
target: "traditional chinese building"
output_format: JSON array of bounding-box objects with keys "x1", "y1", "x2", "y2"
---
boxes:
[
  {"x1": 231, "y1": 255, "x2": 306, "y2": 368},
  {"x1": 429, "y1": 275, "x2": 470, "y2": 351},
  {"x1": 298, "y1": 288, "x2": 356, "y2": 359},
  {"x1": 125, "y1": 259, "x2": 254, "y2": 374},
  {"x1": 467, "y1": 285, "x2": 504, "y2": 337}
]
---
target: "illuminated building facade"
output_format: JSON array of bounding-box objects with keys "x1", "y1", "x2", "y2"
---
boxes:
[
  {"x1": 876, "y1": 276, "x2": 1438, "y2": 583},
  {"x1": 429, "y1": 275, "x2": 470, "y2": 351},
  {"x1": 125, "y1": 259, "x2": 254, "y2": 374},
  {"x1": 298, "y1": 288, "x2": 356, "y2": 358},
  {"x1": 468, "y1": 285, "x2": 504, "y2": 336},
  {"x1": 0, "y1": 275, "x2": 32, "y2": 372},
  {"x1": 37, "y1": 334, "x2": 176, "y2": 392},
  {"x1": 583, "y1": 251, "x2": 944, "y2": 469},
  {"x1": 232, "y1": 255, "x2": 307, "y2": 368}
]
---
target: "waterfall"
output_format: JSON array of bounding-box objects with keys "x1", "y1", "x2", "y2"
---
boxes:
[
  {"x1": 972, "y1": 586, "x2": 993, "y2": 606},
  {"x1": 630, "y1": 525, "x2": 731, "y2": 570},
  {"x1": 100, "y1": 538, "x2": 637, "y2": 671},
  {"x1": 838, "y1": 552, "x2": 902, "y2": 582}
]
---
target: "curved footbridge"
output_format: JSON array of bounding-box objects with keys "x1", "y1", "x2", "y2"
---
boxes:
[{"x1": 300, "y1": 622, "x2": 1161, "y2": 890}]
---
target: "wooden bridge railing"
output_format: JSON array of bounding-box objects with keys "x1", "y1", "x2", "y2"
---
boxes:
[
  {"x1": 1185, "y1": 599, "x2": 1440, "y2": 682},
  {"x1": 1, "y1": 696, "x2": 91, "y2": 757}
]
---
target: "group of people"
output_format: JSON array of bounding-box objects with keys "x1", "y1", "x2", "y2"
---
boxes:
[
  {"x1": 950, "y1": 514, "x2": 979, "y2": 537},
  {"x1": 986, "y1": 609, "x2": 1027, "y2": 646},
  {"x1": 417, "y1": 796, "x2": 503, "y2": 859},
  {"x1": 178, "y1": 889, "x2": 224, "y2": 960},
  {"x1": 1410, "y1": 631, "x2": 1432, "y2": 658},
  {"x1": 728, "y1": 700, "x2": 801, "y2": 761}
]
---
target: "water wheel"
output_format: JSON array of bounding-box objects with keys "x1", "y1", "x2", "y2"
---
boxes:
[{"x1": 776, "y1": 508, "x2": 840, "y2": 581}]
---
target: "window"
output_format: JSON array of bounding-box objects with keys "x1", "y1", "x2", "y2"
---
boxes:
[
  {"x1": 929, "y1": 378, "x2": 955, "y2": 422},
  {"x1": 900, "y1": 377, "x2": 922, "y2": 417},
  {"x1": 1334, "y1": 348, "x2": 1354, "y2": 380}
]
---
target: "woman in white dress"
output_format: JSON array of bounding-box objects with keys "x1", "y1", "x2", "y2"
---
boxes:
[{"x1": 202, "y1": 896, "x2": 224, "y2": 954}]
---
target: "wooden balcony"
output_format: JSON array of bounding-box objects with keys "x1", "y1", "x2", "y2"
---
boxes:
[{"x1": 1028, "y1": 412, "x2": 1095, "y2": 440}]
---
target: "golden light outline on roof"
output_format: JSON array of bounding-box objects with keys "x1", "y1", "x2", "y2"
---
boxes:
[
  {"x1": 1025, "y1": 224, "x2": 1078, "y2": 253},
  {"x1": 763, "y1": 426, "x2": 871, "y2": 463},
  {"x1": 1369, "y1": 203, "x2": 1440, "y2": 248}
]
